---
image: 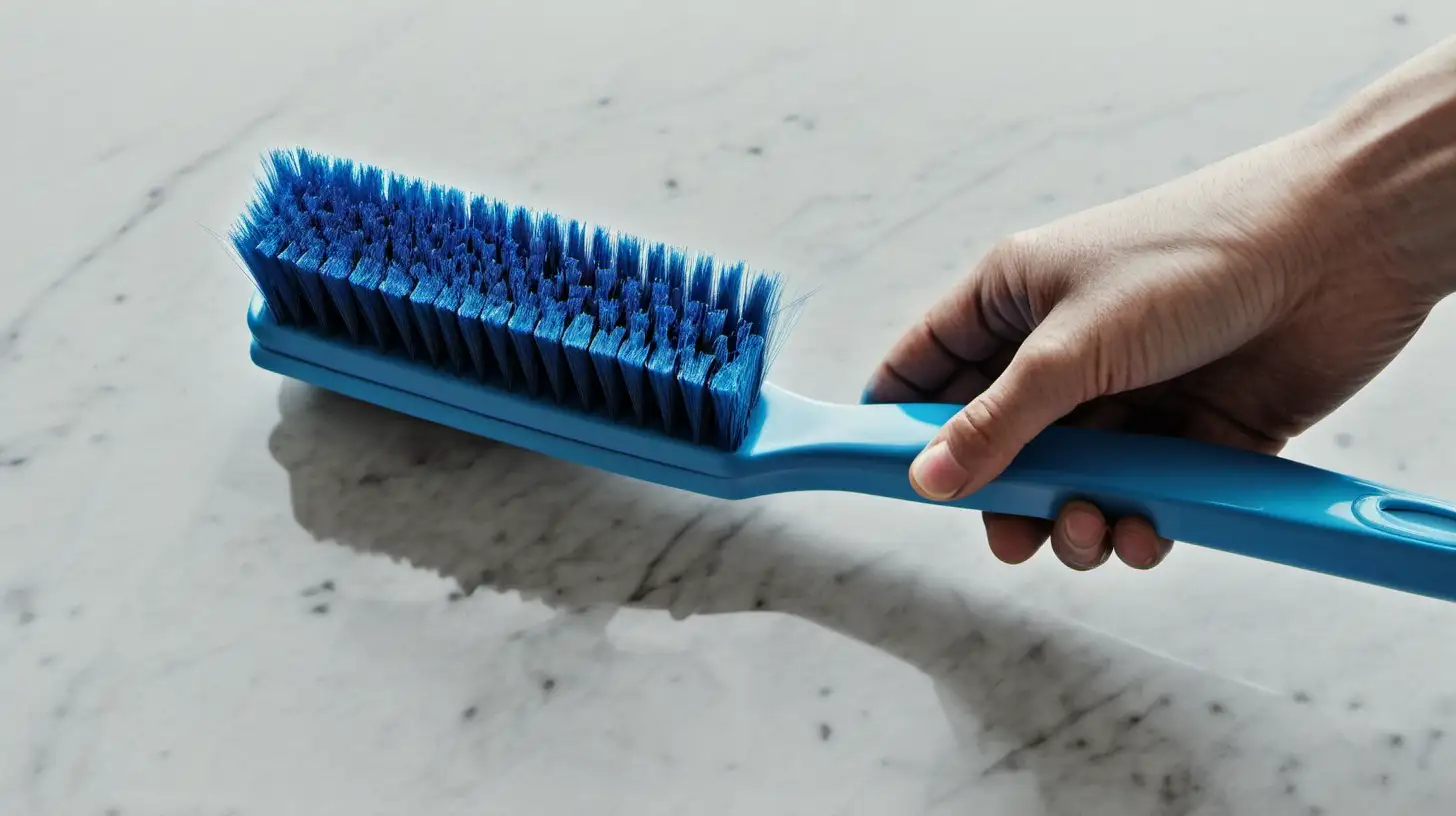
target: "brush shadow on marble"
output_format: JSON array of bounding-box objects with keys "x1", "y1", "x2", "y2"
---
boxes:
[{"x1": 264, "y1": 381, "x2": 1453, "y2": 816}]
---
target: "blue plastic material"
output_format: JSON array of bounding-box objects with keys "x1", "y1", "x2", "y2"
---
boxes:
[{"x1": 250, "y1": 293, "x2": 1456, "y2": 603}]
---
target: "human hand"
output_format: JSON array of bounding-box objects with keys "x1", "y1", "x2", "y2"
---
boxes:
[{"x1": 864, "y1": 69, "x2": 1456, "y2": 571}]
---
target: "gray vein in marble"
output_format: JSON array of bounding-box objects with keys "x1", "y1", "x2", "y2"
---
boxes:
[
  {"x1": 831, "y1": 86, "x2": 1254, "y2": 268},
  {"x1": 0, "y1": 105, "x2": 283, "y2": 361}
]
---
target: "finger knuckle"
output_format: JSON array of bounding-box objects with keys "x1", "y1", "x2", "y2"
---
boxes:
[{"x1": 946, "y1": 398, "x2": 1001, "y2": 457}]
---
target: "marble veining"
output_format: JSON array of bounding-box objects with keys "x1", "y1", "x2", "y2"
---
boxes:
[{"x1": 4, "y1": 1, "x2": 1456, "y2": 814}]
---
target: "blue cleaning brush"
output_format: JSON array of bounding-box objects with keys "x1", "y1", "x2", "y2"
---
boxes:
[{"x1": 235, "y1": 148, "x2": 1456, "y2": 602}]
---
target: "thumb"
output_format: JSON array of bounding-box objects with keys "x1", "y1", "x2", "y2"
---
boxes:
[{"x1": 909, "y1": 319, "x2": 1095, "y2": 501}]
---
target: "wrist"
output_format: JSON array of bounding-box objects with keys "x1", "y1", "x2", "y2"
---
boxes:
[{"x1": 1314, "y1": 36, "x2": 1456, "y2": 301}]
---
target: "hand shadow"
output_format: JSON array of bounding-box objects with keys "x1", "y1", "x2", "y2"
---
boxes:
[{"x1": 265, "y1": 381, "x2": 1441, "y2": 816}]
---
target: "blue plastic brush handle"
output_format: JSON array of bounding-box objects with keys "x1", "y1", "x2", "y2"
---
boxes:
[
  {"x1": 248, "y1": 293, "x2": 1456, "y2": 602},
  {"x1": 745, "y1": 390, "x2": 1456, "y2": 595}
]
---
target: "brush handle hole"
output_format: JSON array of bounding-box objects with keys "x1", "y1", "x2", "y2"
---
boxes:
[{"x1": 1353, "y1": 495, "x2": 1456, "y2": 546}]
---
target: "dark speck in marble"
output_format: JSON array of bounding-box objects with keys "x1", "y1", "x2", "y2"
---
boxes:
[
  {"x1": 818, "y1": 686, "x2": 832, "y2": 698},
  {"x1": 541, "y1": 677, "x2": 557, "y2": 693},
  {"x1": 113, "y1": 294, "x2": 127, "y2": 304},
  {"x1": 1377, "y1": 772, "x2": 1391, "y2": 787},
  {"x1": 3, "y1": 456, "x2": 28, "y2": 468},
  {"x1": 1308, "y1": 807, "x2": 1325, "y2": 816},
  {"x1": 819, "y1": 723, "x2": 833, "y2": 741},
  {"x1": 461, "y1": 706, "x2": 477, "y2": 721},
  {"x1": 1397, "y1": 460, "x2": 1408, "y2": 471},
  {"x1": 1068, "y1": 737, "x2": 1089, "y2": 750},
  {"x1": 597, "y1": 96, "x2": 612, "y2": 107},
  {"x1": 1130, "y1": 771, "x2": 1147, "y2": 788},
  {"x1": 1024, "y1": 641, "x2": 1046, "y2": 663},
  {"x1": 1284, "y1": 782, "x2": 1298, "y2": 795},
  {"x1": 1208, "y1": 701, "x2": 1226, "y2": 716},
  {"x1": 19, "y1": 611, "x2": 35, "y2": 625},
  {"x1": 301, "y1": 581, "x2": 334, "y2": 597},
  {"x1": 1393, "y1": 13, "x2": 1408, "y2": 25},
  {"x1": 664, "y1": 178, "x2": 679, "y2": 191},
  {"x1": 1335, "y1": 433, "x2": 1353, "y2": 448},
  {"x1": 310, "y1": 603, "x2": 329, "y2": 615},
  {"x1": 783, "y1": 113, "x2": 816, "y2": 130},
  {"x1": 1293, "y1": 690, "x2": 1312, "y2": 704},
  {"x1": 357, "y1": 472, "x2": 386, "y2": 486},
  {"x1": 1036, "y1": 192, "x2": 1057, "y2": 204},
  {"x1": 447, "y1": 591, "x2": 465, "y2": 602},
  {"x1": 747, "y1": 146, "x2": 764, "y2": 156},
  {"x1": 1348, "y1": 697, "x2": 1364, "y2": 711},
  {"x1": 753, "y1": 598, "x2": 767, "y2": 610},
  {"x1": 1279, "y1": 757, "x2": 1301, "y2": 773},
  {"x1": 1387, "y1": 733, "x2": 1405, "y2": 749}
]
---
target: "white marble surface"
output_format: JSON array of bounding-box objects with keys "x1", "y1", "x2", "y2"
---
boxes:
[{"x1": 5, "y1": 1, "x2": 1456, "y2": 814}]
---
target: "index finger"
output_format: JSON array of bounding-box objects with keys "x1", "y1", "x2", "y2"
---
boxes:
[{"x1": 862, "y1": 265, "x2": 1014, "y2": 404}]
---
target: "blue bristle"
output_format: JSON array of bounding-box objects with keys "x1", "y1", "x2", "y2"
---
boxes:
[
  {"x1": 408, "y1": 266, "x2": 445, "y2": 365},
  {"x1": 348, "y1": 256, "x2": 389, "y2": 349},
  {"x1": 717, "y1": 260, "x2": 744, "y2": 329},
  {"x1": 320, "y1": 253, "x2": 362, "y2": 342},
  {"x1": 591, "y1": 225, "x2": 613, "y2": 273},
  {"x1": 703, "y1": 310, "x2": 727, "y2": 349},
  {"x1": 589, "y1": 325, "x2": 627, "y2": 417},
  {"x1": 288, "y1": 241, "x2": 332, "y2": 330},
  {"x1": 677, "y1": 348, "x2": 716, "y2": 443},
  {"x1": 617, "y1": 314, "x2": 652, "y2": 424},
  {"x1": 482, "y1": 283, "x2": 515, "y2": 387},
  {"x1": 533, "y1": 300, "x2": 569, "y2": 402},
  {"x1": 743, "y1": 272, "x2": 780, "y2": 341},
  {"x1": 239, "y1": 232, "x2": 303, "y2": 323},
  {"x1": 378, "y1": 265, "x2": 420, "y2": 358},
  {"x1": 432, "y1": 284, "x2": 468, "y2": 373},
  {"x1": 469, "y1": 195, "x2": 492, "y2": 234},
  {"x1": 562, "y1": 313, "x2": 597, "y2": 408},
  {"x1": 511, "y1": 206, "x2": 534, "y2": 250},
  {"x1": 232, "y1": 148, "x2": 785, "y2": 450},
  {"x1": 616, "y1": 234, "x2": 641, "y2": 283},
  {"x1": 567, "y1": 220, "x2": 587, "y2": 267},
  {"x1": 540, "y1": 212, "x2": 563, "y2": 273},
  {"x1": 668, "y1": 248, "x2": 688, "y2": 291},
  {"x1": 708, "y1": 333, "x2": 765, "y2": 449},
  {"x1": 596, "y1": 267, "x2": 618, "y2": 302},
  {"x1": 456, "y1": 288, "x2": 491, "y2": 378},
  {"x1": 646, "y1": 304, "x2": 680, "y2": 432},
  {"x1": 622, "y1": 279, "x2": 643, "y2": 314},
  {"x1": 507, "y1": 292, "x2": 543, "y2": 395},
  {"x1": 646, "y1": 243, "x2": 667, "y2": 284}
]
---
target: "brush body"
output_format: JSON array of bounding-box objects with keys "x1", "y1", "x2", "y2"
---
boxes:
[{"x1": 237, "y1": 149, "x2": 1456, "y2": 604}]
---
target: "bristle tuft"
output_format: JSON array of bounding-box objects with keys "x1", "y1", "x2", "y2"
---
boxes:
[{"x1": 232, "y1": 147, "x2": 784, "y2": 450}]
